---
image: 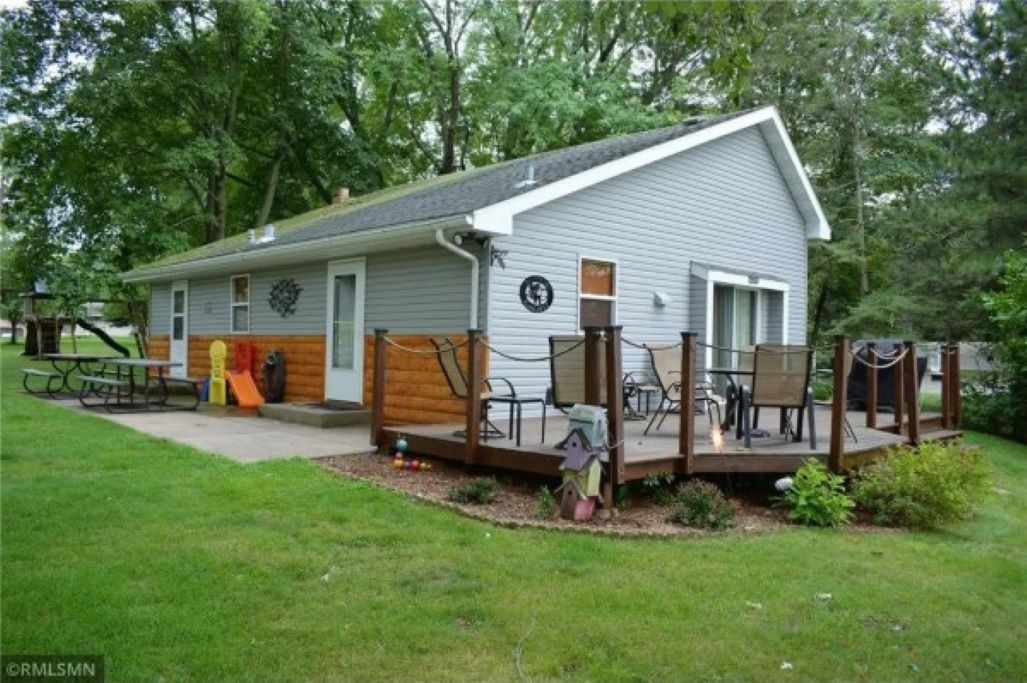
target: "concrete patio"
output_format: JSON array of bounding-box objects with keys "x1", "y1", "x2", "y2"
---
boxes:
[{"x1": 53, "y1": 399, "x2": 374, "y2": 463}]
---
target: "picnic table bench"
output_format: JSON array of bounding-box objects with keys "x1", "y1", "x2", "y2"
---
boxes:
[{"x1": 21, "y1": 368, "x2": 63, "y2": 397}]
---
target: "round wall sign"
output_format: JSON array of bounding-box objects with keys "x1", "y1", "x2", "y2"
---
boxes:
[{"x1": 519, "y1": 275, "x2": 554, "y2": 313}]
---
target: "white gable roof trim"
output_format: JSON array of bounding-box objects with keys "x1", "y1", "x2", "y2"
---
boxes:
[{"x1": 471, "y1": 106, "x2": 831, "y2": 241}]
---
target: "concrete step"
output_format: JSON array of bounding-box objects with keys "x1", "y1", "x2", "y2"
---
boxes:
[{"x1": 258, "y1": 402, "x2": 371, "y2": 429}]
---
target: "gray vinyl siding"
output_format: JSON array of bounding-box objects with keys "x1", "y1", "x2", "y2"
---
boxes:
[
  {"x1": 186, "y1": 263, "x2": 327, "y2": 335},
  {"x1": 487, "y1": 126, "x2": 807, "y2": 411},
  {"x1": 149, "y1": 284, "x2": 171, "y2": 335},
  {"x1": 365, "y1": 244, "x2": 488, "y2": 334},
  {"x1": 162, "y1": 245, "x2": 486, "y2": 337}
]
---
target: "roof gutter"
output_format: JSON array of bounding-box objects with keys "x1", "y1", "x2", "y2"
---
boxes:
[
  {"x1": 434, "y1": 228, "x2": 478, "y2": 329},
  {"x1": 121, "y1": 215, "x2": 470, "y2": 284}
]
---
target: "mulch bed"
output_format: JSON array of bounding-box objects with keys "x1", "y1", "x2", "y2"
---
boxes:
[{"x1": 319, "y1": 451, "x2": 798, "y2": 537}]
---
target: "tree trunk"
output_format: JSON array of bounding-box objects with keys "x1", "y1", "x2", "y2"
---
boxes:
[{"x1": 255, "y1": 145, "x2": 285, "y2": 228}]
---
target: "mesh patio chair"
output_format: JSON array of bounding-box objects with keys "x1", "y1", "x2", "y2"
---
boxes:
[
  {"x1": 431, "y1": 337, "x2": 546, "y2": 446},
  {"x1": 643, "y1": 345, "x2": 722, "y2": 436},
  {"x1": 738, "y1": 344, "x2": 816, "y2": 449},
  {"x1": 548, "y1": 335, "x2": 606, "y2": 412}
]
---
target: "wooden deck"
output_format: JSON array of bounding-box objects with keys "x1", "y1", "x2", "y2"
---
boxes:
[{"x1": 380, "y1": 408, "x2": 961, "y2": 479}]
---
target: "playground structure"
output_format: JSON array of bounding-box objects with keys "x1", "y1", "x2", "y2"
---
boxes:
[{"x1": 20, "y1": 284, "x2": 133, "y2": 359}]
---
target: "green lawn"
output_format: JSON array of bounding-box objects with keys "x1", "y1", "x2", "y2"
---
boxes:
[{"x1": 2, "y1": 342, "x2": 1026, "y2": 681}]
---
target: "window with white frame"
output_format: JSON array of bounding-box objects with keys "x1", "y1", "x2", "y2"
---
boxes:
[
  {"x1": 231, "y1": 275, "x2": 250, "y2": 333},
  {"x1": 579, "y1": 257, "x2": 616, "y2": 328}
]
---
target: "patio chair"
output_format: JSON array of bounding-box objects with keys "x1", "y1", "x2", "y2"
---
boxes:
[
  {"x1": 643, "y1": 344, "x2": 722, "y2": 436},
  {"x1": 738, "y1": 344, "x2": 816, "y2": 449},
  {"x1": 431, "y1": 337, "x2": 546, "y2": 446},
  {"x1": 548, "y1": 335, "x2": 606, "y2": 412}
]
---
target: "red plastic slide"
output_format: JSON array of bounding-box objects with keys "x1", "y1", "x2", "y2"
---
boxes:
[{"x1": 225, "y1": 370, "x2": 265, "y2": 408}]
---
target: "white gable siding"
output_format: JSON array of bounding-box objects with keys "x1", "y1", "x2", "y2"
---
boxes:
[{"x1": 486, "y1": 126, "x2": 807, "y2": 409}]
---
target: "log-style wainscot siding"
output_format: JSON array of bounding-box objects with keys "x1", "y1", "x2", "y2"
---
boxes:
[
  {"x1": 148, "y1": 332, "x2": 486, "y2": 423},
  {"x1": 362, "y1": 334, "x2": 489, "y2": 425}
]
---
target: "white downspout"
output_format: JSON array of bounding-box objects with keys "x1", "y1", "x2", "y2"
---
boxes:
[{"x1": 435, "y1": 228, "x2": 478, "y2": 329}]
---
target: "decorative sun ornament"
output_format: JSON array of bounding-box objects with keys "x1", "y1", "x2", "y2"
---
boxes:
[{"x1": 268, "y1": 278, "x2": 303, "y2": 318}]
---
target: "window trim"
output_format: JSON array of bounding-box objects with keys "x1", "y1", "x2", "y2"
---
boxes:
[
  {"x1": 577, "y1": 254, "x2": 618, "y2": 330},
  {"x1": 229, "y1": 274, "x2": 251, "y2": 334},
  {"x1": 697, "y1": 266, "x2": 789, "y2": 370}
]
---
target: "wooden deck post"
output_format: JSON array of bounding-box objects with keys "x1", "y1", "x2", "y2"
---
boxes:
[
  {"x1": 828, "y1": 335, "x2": 848, "y2": 473},
  {"x1": 865, "y1": 341, "x2": 878, "y2": 429},
  {"x1": 370, "y1": 329, "x2": 388, "y2": 447},
  {"x1": 583, "y1": 326, "x2": 602, "y2": 406},
  {"x1": 940, "y1": 342, "x2": 951, "y2": 429},
  {"x1": 951, "y1": 342, "x2": 961, "y2": 428},
  {"x1": 903, "y1": 340, "x2": 920, "y2": 445},
  {"x1": 604, "y1": 326, "x2": 625, "y2": 509},
  {"x1": 679, "y1": 332, "x2": 697, "y2": 475},
  {"x1": 892, "y1": 342, "x2": 905, "y2": 432},
  {"x1": 465, "y1": 328, "x2": 483, "y2": 464}
]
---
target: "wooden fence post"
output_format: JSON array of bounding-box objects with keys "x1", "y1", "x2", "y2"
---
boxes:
[
  {"x1": 904, "y1": 340, "x2": 920, "y2": 445},
  {"x1": 940, "y1": 343, "x2": 951, "y2": 430},
  {"x1": 604, "y1": 327, "x2": 625, "y2": 510},
  {"x1": 465, "y1": 329, "x2": 483, "y2": 464},
  {"x1": 951, "y1": 343, "x2": 961, "y2": 429},
  {"x1": 892, "y1": 342, "x2": 905, "y2": 432},
  {"x1": 828, "y1": 335, "x2": 848, "y2": 473},
  {"x1": 865, "y1": 341, "x2": 878, "y2": 429},
  {"x1": 583, "y1": 326, "x2": 602, "y2": 405},
  {"x1": 370, "y1": 329, "x2": 388, "y2": 447},
  {"x1": 679, "y1": 332, "x2": 697, "y2": 474}
]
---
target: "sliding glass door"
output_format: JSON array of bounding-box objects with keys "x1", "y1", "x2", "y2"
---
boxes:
[{"x1": 712, "y1": 285, "x2": 757, "y2": 392}]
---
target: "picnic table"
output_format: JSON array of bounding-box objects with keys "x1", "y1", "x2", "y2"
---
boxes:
[
  {"x1": 77, "y1": 359, "x2": 202, "y2": 412},
  {"x1": 21, "y1": 353, "x2": 119, "y2": 397}
]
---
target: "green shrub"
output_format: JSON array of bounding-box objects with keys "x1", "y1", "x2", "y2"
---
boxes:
[
  {"x1": 963, "y1": 379, "x2": 1027, "y2": 444},
  {"x1": 670, "y1": 480, "x2": 735, "y2": 530},
  {"x1": 642, "y1": 471, "x2": 676, "y2": 505},
  {"x1": 448, "y1": 477, "x2": 499, "y2": 505},
  {"x1": 536, "y1": 486, "x2": 556, "y2": 519},
  {"x1": 779, "y1": 459, "x2": 854, "y2": 527},
  {"x1": 853, "y1": 441, "x2": 990, "y2": 529},
  {"x1": 975, "y1": 248, "x2": 1027, "y2": 443}
]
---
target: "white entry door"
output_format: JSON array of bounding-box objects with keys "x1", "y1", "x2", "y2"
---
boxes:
[
  {"x1": 325, "y1": 259, "x2": 365, "y2": 402},
  {"x1": 169, "y1": 280, "x2": 188, "y2": 378}
]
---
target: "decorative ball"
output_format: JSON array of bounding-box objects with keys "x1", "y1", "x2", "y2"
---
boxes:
[
  {"x1": 423, "y1": 462, "x2": 433, "y2": 471},
  {"x1": 395, "y1": 438, "x2": 409, "y2": 453},
  {"x1": 411, "y1": 459, "x2": 421, "y2": 471},
  {"x1": 392, "y1": 457, "x2": 403, "y2": 470},
  {"x1": 774, "y1": 476, "x2": 795, "y2": 492}
]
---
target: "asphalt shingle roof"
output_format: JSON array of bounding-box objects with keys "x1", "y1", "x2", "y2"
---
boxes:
[{"x1": 132, "y1": 110, "x2": 751, "y2": 274}]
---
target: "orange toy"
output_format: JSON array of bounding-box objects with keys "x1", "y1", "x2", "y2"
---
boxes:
[{"x1": 225, "y1": 370, "x2": 265, "y2": 408}]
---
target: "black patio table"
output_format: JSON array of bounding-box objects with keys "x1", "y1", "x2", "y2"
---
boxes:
[
  {"x1": 41, "y1": 353, "x2": 119, "y2": 394},
  {"x1": 707, "y1": 366, "x2": 754, "y2": 434}
]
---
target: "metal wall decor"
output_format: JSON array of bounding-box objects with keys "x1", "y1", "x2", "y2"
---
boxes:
[
  {"x1": 519, "y1": 275, "x2": 554, "y2": 313},
  {"x1": 268, "y1": 278, "x2": 303, "y2": 318},
  {"x1": 489, "y1": 243, "x2": 509, "y2": 269}
]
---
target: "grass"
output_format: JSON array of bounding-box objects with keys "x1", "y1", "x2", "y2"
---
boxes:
[{"x1": 2, "y1": 341, "x2": 1026, "y2": 681}]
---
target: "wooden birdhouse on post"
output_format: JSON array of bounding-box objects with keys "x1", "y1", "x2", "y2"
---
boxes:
[{"x1": 557, "y1": 427, "x2": 603, "y2": 521}]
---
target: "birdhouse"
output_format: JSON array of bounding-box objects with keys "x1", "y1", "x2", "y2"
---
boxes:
[
  {"x1": 559, "y1": 480, "x2": 595, "y2": 522},
  {"x1": 558, "y1": 428, "x2": 602, "y2": 499}
]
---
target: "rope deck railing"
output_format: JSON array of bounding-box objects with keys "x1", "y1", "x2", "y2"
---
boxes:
[
  {"x1": 382, "y1": 336, "x2": 468, "y2": 355},
  {"x1": 481, "y1": 338, "x2": 585, "y2": 363}
]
